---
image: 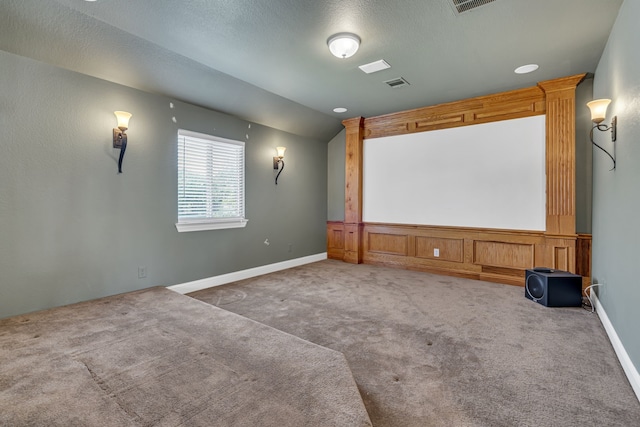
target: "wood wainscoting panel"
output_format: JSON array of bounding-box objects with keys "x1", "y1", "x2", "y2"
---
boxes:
[
  {"x1": 322, "y1": 222, "x2": 581, "y2": 287},
  {"x1": 576, "y1": 234, "x2": 592, "y2": 288},
  {"x1": 332, "y1": 229, "x2": 344, "y2": 249},
  {"x1": 415, "y1": 236, "x2": 463, "y2": 262},
  {"x1": 343, "y1": 223, "x2": 364, "y2": 264},
  {"x1": 473, "y1": 241, "x2": 534, "y2": 269},
  {"x1": 534, "y1": 237, "x2": 577, "y2": 273},
  {"x1": 367, "y1": 233, "x2": 408, "y2": 256},
  {"x1": 554, "y1": 247, "x2": 569, "y2": 271},
  {"x1": 344, "y1": 224, "x2": 359, "y2": 252},
  {"x1": 327, "y1": 221, "x2": 345, "y2": 260}
]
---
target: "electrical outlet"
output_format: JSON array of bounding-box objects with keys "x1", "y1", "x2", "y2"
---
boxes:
[
  {"x1": 138, "y1": 266, "x2": 147, "y2": 279},
  {"x1": 433, "y1": 248, "x2": 440, "y2": 257}
]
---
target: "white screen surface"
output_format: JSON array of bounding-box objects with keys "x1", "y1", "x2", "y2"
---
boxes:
[{"x1": 363, "y1": 116, "x2": 546, "y2": 230}]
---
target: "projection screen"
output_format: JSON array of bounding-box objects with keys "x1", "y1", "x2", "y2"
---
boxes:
[{"x1": 362, "y1": 115, "x2": 546, "y2": 231}]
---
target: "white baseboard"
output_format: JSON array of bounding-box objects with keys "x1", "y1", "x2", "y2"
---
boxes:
[
  {"x1": 592, "y1": 292, "x2": 640, "y2": 402},
  {"x1": 168, "y1": 253, "x2": 328, "y2": 295}
]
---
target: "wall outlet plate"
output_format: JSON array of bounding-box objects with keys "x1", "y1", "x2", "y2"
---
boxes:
[{"x1": 138, "y1": 266, "x2": 147, "y2": 279}]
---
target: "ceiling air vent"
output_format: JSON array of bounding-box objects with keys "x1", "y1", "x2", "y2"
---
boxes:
[
  {"x1": 450, "y1": 0, "x2": 497, "y2": 14},
  {"x1": 384, "y1": 77, "x2": 410, "y2": 89}
]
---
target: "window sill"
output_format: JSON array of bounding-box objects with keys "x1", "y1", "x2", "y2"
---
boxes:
[{"x1": 175, "y1": 219, "x2": 248, "y2": 232}]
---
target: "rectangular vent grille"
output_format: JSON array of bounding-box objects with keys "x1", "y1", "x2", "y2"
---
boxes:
[
  {"x1": 451, "y1": 0, "x2": 497, "y2": 14},
  {"x1": 384, "y1": 77, "x2": 410, "y2": 89}
]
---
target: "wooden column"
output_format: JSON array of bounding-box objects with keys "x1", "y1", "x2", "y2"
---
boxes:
[
  {"x1": 538, "y1": 74, "x2": 585, "y2": 236},
  {"x1": 343, "y1": 117, "x2": 365, "y2": 264}
]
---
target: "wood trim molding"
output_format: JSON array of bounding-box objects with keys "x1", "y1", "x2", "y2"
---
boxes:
[
  {"x1": 537, "y1": 75, "x2": 586, "y2": 93},
  {"x1": 363, "y1": 86, "x2": 546, "y2": 139},
  {"x1": 327, "y1": 221, "x2": 589, "y2": 287}
]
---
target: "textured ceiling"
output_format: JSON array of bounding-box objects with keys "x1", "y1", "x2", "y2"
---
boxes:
[{"x1": 1, "y1": 0, "x2": 622, "y2": 141}]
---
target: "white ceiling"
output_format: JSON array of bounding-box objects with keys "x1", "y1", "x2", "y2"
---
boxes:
[{"x1": 1, "y1": 0, "x2": 622, "y2": 141}]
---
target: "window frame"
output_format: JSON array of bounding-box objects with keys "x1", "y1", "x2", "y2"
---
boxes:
[{"x1": 175, "y1": 129, "x2": 248, "y2": 233}]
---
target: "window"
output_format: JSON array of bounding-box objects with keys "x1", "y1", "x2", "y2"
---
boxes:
[{"x1": 176, "y1": 129, "x2": 247, "y2": 232}]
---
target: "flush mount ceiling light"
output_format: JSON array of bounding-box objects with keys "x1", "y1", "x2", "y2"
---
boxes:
[
  {"x1": 514, "y1": 64, "x2": 539, "y2": 74},
  {"x1": 333, "y1": 107, "x2": 348, "y2": 113},
  {"x1": 327, "y1": 33, "x2": 360, "y2": 59}
]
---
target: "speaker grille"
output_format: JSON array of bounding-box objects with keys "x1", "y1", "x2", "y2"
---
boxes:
[{"x1": 526, "y1": 274, "x2": 545, "y2": 300}]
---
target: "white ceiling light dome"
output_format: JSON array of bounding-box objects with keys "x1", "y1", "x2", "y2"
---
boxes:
[{"x1": 327, "y1": 33, "x2": 360, "y2": 59}]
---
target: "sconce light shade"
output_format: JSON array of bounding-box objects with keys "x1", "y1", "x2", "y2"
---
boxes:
[
  {"x1": 586, "y1": 99, "x2": 611, "y2": 124},
  {"x1": 586, "y1": 99, "x2": 616, "y2": 170},
  {"x1": 327, "y1": 33, "x2": 360, "y2": 59},
  {"x1": 113, "y1": 111, "x2": 132, "y2": 174},
  {"x1": 273, "y1": 146, "x2": 287, "y2": 185},
  {"x1": 114, "y1": 111, "x2": 132, "y2": 130}
]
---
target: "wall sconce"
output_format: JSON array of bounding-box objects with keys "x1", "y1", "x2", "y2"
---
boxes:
[
  {"x1": 586, "y1": 99, "x2": 616, "y2": 170},
  {"x1": 327, "y1": 33, "x2": 360, "y2": 59},
  {"x1": 273, "y1": 146, "x2": 286, "y2": 185},
  {"x1": 113, "y1": 111, "x2": 132, "y2": 173}
]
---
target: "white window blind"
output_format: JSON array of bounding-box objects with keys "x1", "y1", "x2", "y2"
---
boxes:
[{"x1": 176, "y1": 129, "x2": 247, "y2": 232}]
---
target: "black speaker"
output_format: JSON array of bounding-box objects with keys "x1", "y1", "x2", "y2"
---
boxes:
[{"x1": 525, "y1": 268, "x2": 582, "y2": 307}]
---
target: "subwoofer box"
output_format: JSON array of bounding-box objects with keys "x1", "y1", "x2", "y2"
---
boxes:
[{"x1": 524, "y1": 269, "x2": 582, "y2": 307}]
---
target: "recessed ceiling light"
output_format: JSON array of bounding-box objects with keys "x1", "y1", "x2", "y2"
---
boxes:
[
  {"x1": 333, "y1": 107, "x2": 348, "y2": 113},
  {"x1": 359, "y1": 59, "x2": 391, "y2": 74},
  {"x1": 514, "y1": 64, "x2": 539, "y2": 74},
  {"x1": 327, "y1": 33, "x2": 360, "y2": 59}
]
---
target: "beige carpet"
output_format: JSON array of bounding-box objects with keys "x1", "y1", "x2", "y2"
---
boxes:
[
  {"x1": 190, "y1": 260, "x2": 640, "y2": 427},
  {"x1": 0, "y1": 287, "x2": 371, "y2": 426}
]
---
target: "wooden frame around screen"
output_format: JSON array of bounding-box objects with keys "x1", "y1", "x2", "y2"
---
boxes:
[{"x1": 328, "y1": 74, "x2": 590, "y2": 287}]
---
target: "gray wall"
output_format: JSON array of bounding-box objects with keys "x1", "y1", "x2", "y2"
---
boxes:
[
  {"x1": 327, "y1": 129, "x2": 346, "y2": 221},
  {"x1": 575, "y1": 78, "x2": 594, "y2": 234},
  {"x1": 591, "y1": 0, "x2": 640, "y2": 373},
  {"x1": 0, "y1": 51, "x2": 327, "y2": 319}
]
